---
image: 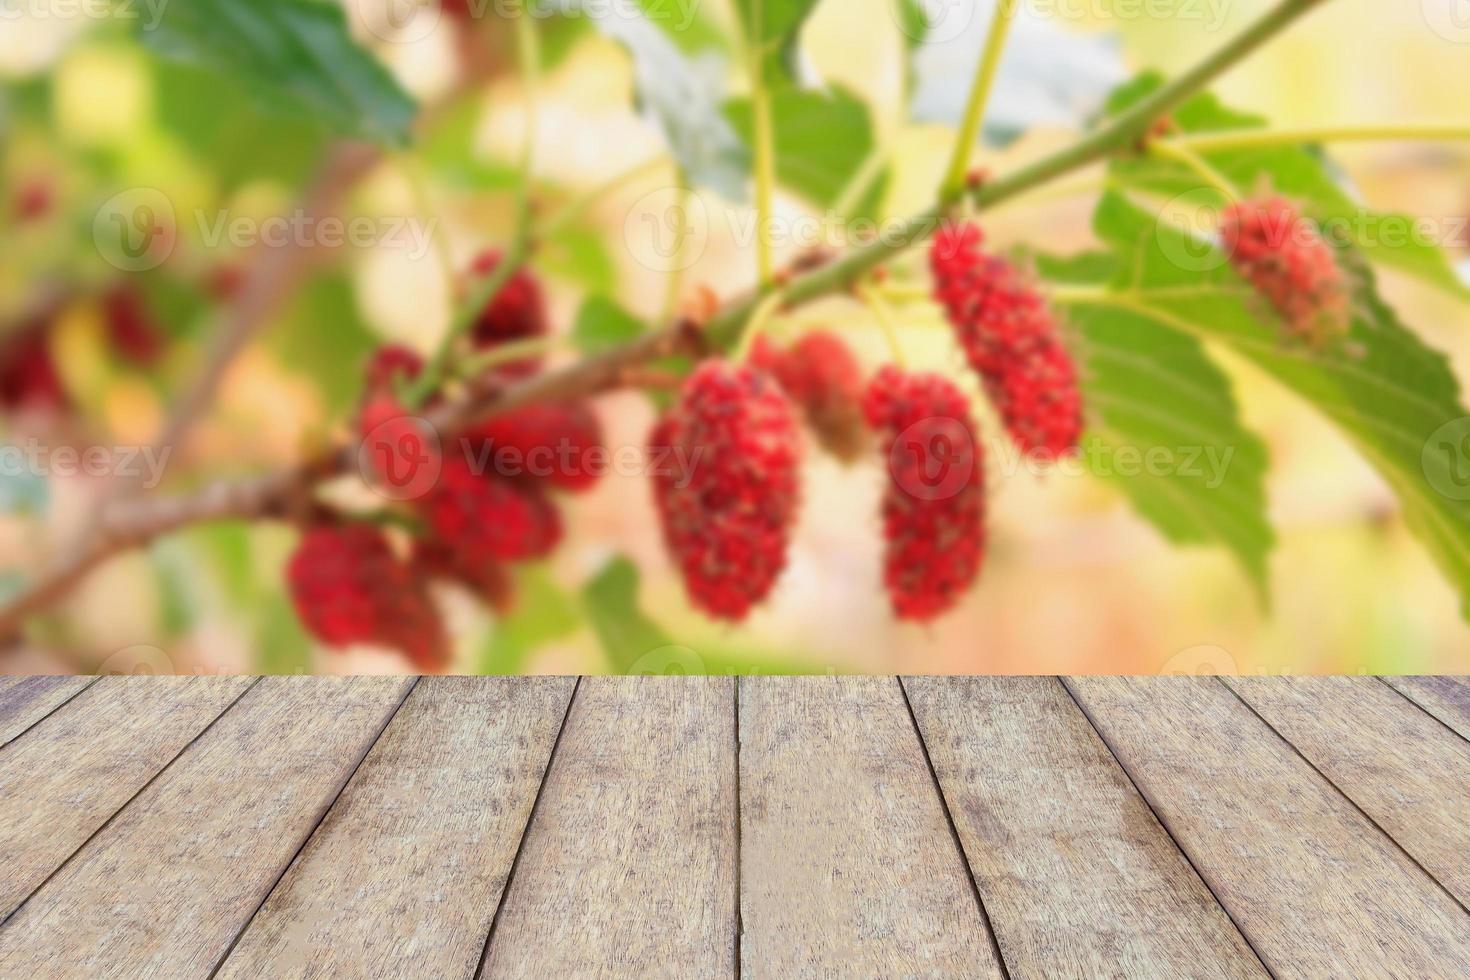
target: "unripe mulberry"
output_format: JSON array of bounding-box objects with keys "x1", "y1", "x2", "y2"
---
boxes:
[
  {"x1": 650, "y1": 360, "x2": 802, "y2": 620},
  {"x1": 468, "y1": 249, "x2": 548, "y2": 376},
  {"x1": 287, "y1": 524, "x2": 449, "y2": 671},
  {"x1": 931, "y1": 222, "x2": 1084, "y2": 460},
  {"x1": 467, "y1": 400, "x2": 605, "y2": 493},
  {"x1": 420, "y1": 455, "x2": 562, "y2": 562},
  {"x1": 863, "y1": 366, "x2": 985, "y2": 622},
  {"x1": 1220, "y1": 197, "x2": 1349, "y2": 345},
  {"x1": 364, "y1": 344, "x2": 425, "y2": 393},
  {"x1": 750, "y1": 331, "x2": 868, "y2": 462}
]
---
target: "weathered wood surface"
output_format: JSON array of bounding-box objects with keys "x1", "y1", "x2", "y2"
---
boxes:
[
  {"x1": 1383, "y1": 675, "x2": 1470, "y2": 742},
  {"x1": 0, "y1": 676, "x2": 412, "y2": 977},
  {"x1": 1227, "y1": 675, "x2": 1470, "y2": 907},
  {"x1": 216, "y1": 677, "x2": 575, "y2": 979},
  {"x1": 0, "y1": 675, "x2": 93, "y2": 747},
  {"x1": 0, "y1": 675, "x2": 254, "y2": 921},
  {"x1": 1067, "y1": 676, "x2": 1470, "y2": 978},
  {"x1": 479, "y1": 677, "x2": 738, "y2": 979},
  {"x1": 904, "y1": 676, "x2": 1264, "y2": 978},
  {"x1": 0, "y1": 674, "x2": 1467, "y2": 979},
  {"x1": 739, "y1": 676, "x2": 1005, "y2": 979}
]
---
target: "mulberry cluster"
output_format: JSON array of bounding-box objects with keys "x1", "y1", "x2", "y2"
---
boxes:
[
  {"x1": 750, "y1": 331, "x2": 868, "y2": 462},
  {"x1": 863, "y1": 366, "x2": 986, "y2": 622},
  {"x1": 650, "y1": 361, "x2": 803, "y2": 620},
  {"x1": 467, "y1": 249, "x2": 549, "y2": 377},
  {"x1": 1220, "y1": 196, "x2": 1350, "y2": 345},
  {"x1": 931, "y1": 221, "x2": 1084, "y2": 461},
  {"x1": 287, "y1": 524, "x2": 449, "y2": 671}
]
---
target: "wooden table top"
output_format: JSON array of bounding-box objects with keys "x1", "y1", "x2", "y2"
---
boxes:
[{"x1": 0, "y1": 675, "x2": 1467, "y2": 978}]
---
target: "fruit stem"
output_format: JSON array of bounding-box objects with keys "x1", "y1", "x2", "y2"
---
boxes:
[
  {"x1": 858, "y1": 284, "x2": 908, "y2": 368},
  {"x1": 1147, "y1": 139, "x2": 1240, "y2": 201},
  {"x1": 733, "y1": 289, "x2": 789, "y2": 361},
  {"x1": 942, "y1": 0, "x2": 1019, "y2": 204},
  {"x1": 1160, "y1": 123, "x2": 1470, "y2": 153},
  {"x1": 748, "y1": 14, "x2": 778, "y2": 287},
  {"x1": 455, "y1": 335, "x2": 562, "y2": 381},
  {"x1": 538, "y1": 155, "x2": 672, "y2": 241}
]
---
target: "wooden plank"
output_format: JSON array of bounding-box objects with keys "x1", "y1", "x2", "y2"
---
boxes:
[
  {"x1": 1228, "y1": 675, "x2": 1470, "y2": 907},
  {"x1": 0, "y1": 675, "x2": 254, "y2": 921},
  {"x1": 904, "y1": 676, "x2": 1264, "y2": 978},
  {"x1": 480, "y1": 677, "x2": 736, "y2": 979},
  {"x1": 1383, "y1": 676, "x2": 1470, "y2": 743},
  {"x1": 0, "y1": 675, "x2": 412, "y2": 977},
  {"x1": 738, "y1": 676, "x2": 1005, "y2": 979},
  {"x1": 0, "y1": 676, "x2": 94, "y2": 747},
  {"x1": 215, "y1": 676, "x2": 574, "y2": 979},
  {"x1": 1067, "y1": 677, "x2": 1470, "y2": 977}
]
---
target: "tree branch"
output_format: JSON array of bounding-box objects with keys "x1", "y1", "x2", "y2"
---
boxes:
[{"x1": 0, "y1": 0, "x2": 1335, "y2": 640}]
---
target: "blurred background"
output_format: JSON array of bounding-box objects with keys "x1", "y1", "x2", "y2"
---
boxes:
[{"x1": 1, "y1": 0, "x2": 1468, "y2": 676}]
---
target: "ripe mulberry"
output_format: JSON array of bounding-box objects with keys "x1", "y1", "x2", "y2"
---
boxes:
[
  {"x1": 750, "y1": 331, "x2": 868, "y2": 462},
  {"x1": 650, "y1": 360, "x2": 802, "y2": 620},
  {"x1": 931, "y1": 222, "x2": 1084, "y2": 460},
  {"x1": 420, "y1": 455, "x2": 562, "y2": 562},
  {"x1": 863, "y1": 366, "x2": 985, "y2": 622},
  {"x1": 287, "y1": 524, "x2": 449, "y2": 671},
  {"x1": 364, "y1": 344, "x2": 425, "y2": 393},
  {"x1": 101, "y1": 286, "x2": 164, "y2": 366},
  {"x1": 0, "y1": 325, "x2": 67, "y2": 412},
  {"x1": 412, "y1": 537, "x2": 515, "y2": 614},
  {"x1": 467, "y1": 249, "x2": 548, "y2": 376},
  {"x1": 1220, "y1": 197, "x2": 1350, "y2": 345},
  {"x1": 466, "y1": 400, "x2": 605, "y2": 493}
]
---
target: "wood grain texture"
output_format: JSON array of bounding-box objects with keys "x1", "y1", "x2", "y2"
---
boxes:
[
  {"x1": 0, "y1": 675, "x2": 254, "y2": 921},
  {"x1": 480, "y1": 676, "x2": 736, "y2": 980},
  {"x1": 215, "y1": 676, "x2": 575, "y2": 979},
  {"x1": 0, "y1": 676, "x2": 94, "y2": 747},
  {"x1": 0, "y1": 675, "x2": 412, "y2": 978},
  {"x1": 1227, "y1": 675, "x2": 1470, "y2": 907},
  {"x1": 904, "y1": 676, "x2": 1264, "y2": 979},
  {"x1": 1068, "y1": 676, "x2": 1470, "y2": 978},
  {"x1": 739, "y1": 676, "x2": 1005, "y2": 980},
  {"x1": 1383, "y1": 676, "x2": 1470, "y2": 743}
]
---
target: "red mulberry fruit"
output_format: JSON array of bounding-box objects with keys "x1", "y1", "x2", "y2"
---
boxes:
[
  {"x1": 467, "y1": 249, "x2": 548, "y2": 376},
  {"x1": 420, "y1": 455, "x2": 562, "y2": 562},
  {"x1": 931, "y1": 221, "x2": 1084, "y2": 461},
  {"x1": 364, "y1": 344, "x2": 425, "y2": 393},
  {"x1": 750, "y1": 331, "x2": 868, "y2": 462},
  {"x1": 101, "y1": 286, "x2": 164, "y2": 366},
  {"x1": 1220, "y1": 196, "x2": 1349, "y2": 345},
  {"x1": 650, "y1": 360, "x2": 803, "y2": 620},
  {"x1": 863, "y1": 366, "x2": 985, "y2": 622},
  {"x1": 0, "y1": 324, "x2": 68, "y2": 412},
  {"x1": 412, "y1": 537, "x2": 516, "y2": 614},
  {"x1": 466, "y1": 400, "x2": 605, "y2": 493},
  {"x1": 287, "y1": 524, "x2": 449, "y2": 671}
]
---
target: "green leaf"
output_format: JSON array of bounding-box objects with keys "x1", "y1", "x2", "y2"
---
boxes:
[
  {"x1": 538, "y1": 224, "x2": 617, "y2": 295},
  {"x1": 419, "y1": 95, "x2": 520, "y2": 192},
  {"x1": 476, "y1": 566, "x2": 581, "y2": 674},
  {"x1": 1085, "y1": 190, "x2": 1470, "y2": 618},
  {"x1": 567, "y1": 0, "x2": 747, "y2": 198},
  {"x1": 1041, "y1": 253, "x2": 1274, "y2": 595},
  {"x1": 1105, "y1": 76, "x2": 1470, "y2": 303},
  {"x1": 724, "y1": 85, "x2": 879, "y2": 211},
  {"x1": 571, "y1": 295, "x2": 647, "y2": 354},
  {"x1": 732, "y1": 0, "x2": 821, "y2": 84},
  {"x1": 894, "y1": 0, "x2": 929, "y2": 50},
  {"x1": 275, "y1": 275, "x2": 380, "y2": 417},
  {"x1": 581, "y1": 555, "x2": 687, "y2": 673},
  {"x1": 139, "y1": 0, "x2": 417, "y2": 146}
]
